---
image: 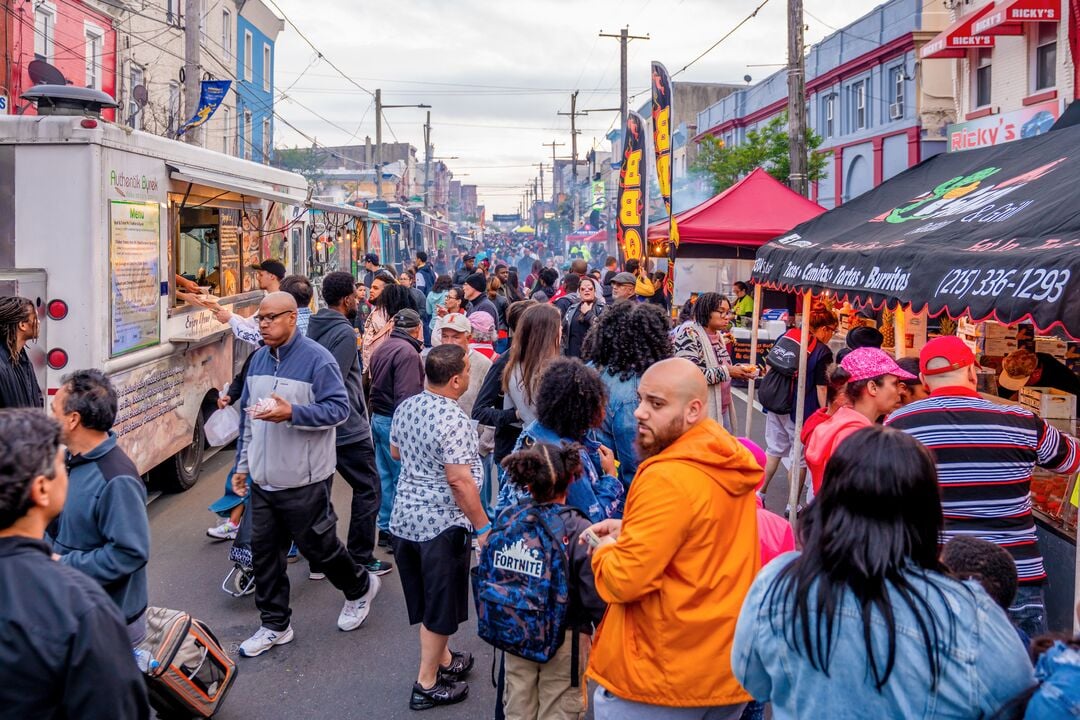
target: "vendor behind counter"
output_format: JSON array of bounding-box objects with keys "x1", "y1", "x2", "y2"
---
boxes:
[{"x1": 998, "y1": 349, "x2": 1080, "y2": 400}]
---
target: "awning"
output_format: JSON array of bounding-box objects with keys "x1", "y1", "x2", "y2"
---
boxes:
[
  {"x1": 920, "y1": 4, "x2": 996, "y2": 59},
  {"x1": 310, "y1": 200, "x2": 370, "y2": 218},
  {"x1": 972, "y1": 0, "x2": 1060, "y2": 36},
  {"x1": 168, "y1": 163, "x2": 308, "y2": 206}
]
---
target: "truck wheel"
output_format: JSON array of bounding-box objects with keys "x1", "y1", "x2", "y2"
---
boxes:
[{"x1": 155, "y1": 412, "x2": 205, "y2": 493}]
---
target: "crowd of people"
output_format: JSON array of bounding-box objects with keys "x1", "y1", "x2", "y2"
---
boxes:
[{"x1": 1, "y1": 241, "x2": 1079, "y2": 719}]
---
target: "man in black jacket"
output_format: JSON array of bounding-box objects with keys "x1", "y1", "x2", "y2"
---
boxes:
[
  {"x1": 308, "y1": 272, "x2": 393, "y2": 576},
  {"x1": 0, "y1": 409, "x2": 148, "y2": 719},
  {"x1": 0, "y1": 296, "x2": 43, "y2": 409}
]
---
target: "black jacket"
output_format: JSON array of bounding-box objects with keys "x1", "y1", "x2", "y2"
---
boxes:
[
  {"x1": 562, "y1": 302, "x2": 603, "y2": 358},
  {"x1": 558, "y1": 507, "x2": 607, "y2": 632},
  {"x1": 0, "y1": 348, "x2": 42, "y2": 409},
  {"x1": 307, "y1": 309, "x2": 372, "y2": 446},
  {"x1": 468, "y1": 296, "x2": 499, "y2": 323},
  {"x1": 368, "y1": 329, "x2": 424, "y2": 417},
  {"x1": 471, "y1": 352, "x2": 521, "y2": 463},
  {"x1": 0, "y1": 536, "x2": 149, "y2": 720}
]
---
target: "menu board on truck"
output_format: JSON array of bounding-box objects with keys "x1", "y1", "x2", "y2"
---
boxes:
[
  {"x1": 110, "y1": 200, "x2": 161, "y2": 356},
  {"x1": 218, "y1": 209, "x2": 240, "y2": 297},
  {"x1": 241, "y1": 210, "x2": 263, "y2": 293}
]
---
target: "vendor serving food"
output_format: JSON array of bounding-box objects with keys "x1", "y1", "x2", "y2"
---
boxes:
[{"x1": 998, "y1": 348, "x2": 1080, "y2": 399}]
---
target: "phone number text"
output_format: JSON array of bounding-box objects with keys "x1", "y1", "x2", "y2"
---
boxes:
[{"x1": 934, "y1": 268, "x2": 1070, "y2": 304}]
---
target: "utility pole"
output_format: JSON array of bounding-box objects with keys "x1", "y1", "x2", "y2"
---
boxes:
[
  {"x1": 787, "y1": 0, "x2": 808, "y2": 196},
  {"x1": 599, "y1": 27, "x2": 649, "y2": 154},
  {"x1": 183, "y1": 0, "x2": 201, "y2": 145},
  {"x1": 532, "y1": 178, "x2": 539, "y2": 226},
  {"x1": 374, "y1": 88, "x2": 431, "y2": 201},
  {"x1": 423, "y1": 110, "x2": 432, "y2": 210},
  {"x1": 558, "y1": 91, "x2": 586, "y2": 227},
  {"x1": 534, "y1": 162, "x2": 546, "y2": 208},
  {"x1": 542, "y1": 140, "x2": 565, "y2": 209}
]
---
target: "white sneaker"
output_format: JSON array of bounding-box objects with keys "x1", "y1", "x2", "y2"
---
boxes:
[
  {"x1": 206, "y1": 520, "x2": 239, "y2": 541},
  {"x1": 309, "y1": 571, "x2": 326, "y2": 581},
  {"x1": 238, "y1": 625, "x2": 294, "y2": 658},
  {"x1": 337, "y1": 573, "x2": 381, "y2": 631}
]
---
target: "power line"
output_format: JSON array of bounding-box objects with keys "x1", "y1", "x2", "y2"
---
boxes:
[{"x1": 672, "y1": 0, "x2": 771, "y2": 78}]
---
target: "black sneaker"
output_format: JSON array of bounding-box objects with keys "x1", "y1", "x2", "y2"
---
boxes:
[
  {"x1": 409, "y1": 677, "x2": 468, "y2": 711},
  {"x1": 363, "y1": 558, "x2": 394, "y2": 576},
  {"x1": 438, "y1": 650, "x2": 474, "y2": 681}
]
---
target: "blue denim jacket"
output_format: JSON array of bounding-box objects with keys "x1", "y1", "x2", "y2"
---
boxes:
[
  {"x1": 733, "y1": 553, "x2": 1035, "y2": 719},
  {"x1": 595, "y1": 369, "x2": 641, "y2": 491},
  {"x1": 494, "y1": 421, "x2": 624, "y2": 522}
]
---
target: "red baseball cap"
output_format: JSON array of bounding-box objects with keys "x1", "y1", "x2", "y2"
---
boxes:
[{"x1": 919, "y1": 336, "x2": 977, "y2": 376}]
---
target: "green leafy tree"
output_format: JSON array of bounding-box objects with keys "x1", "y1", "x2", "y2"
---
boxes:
[
  {"x1": 272, "y1": 145, "x2": 326, "y2": 193},
  {"x1": 691, "y1": 113, "x2": 830, "y2": 194}
]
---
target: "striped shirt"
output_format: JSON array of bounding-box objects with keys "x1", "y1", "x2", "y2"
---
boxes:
[{"x1": 886, "y1": 386, "x2": 1080, "y2": 584}]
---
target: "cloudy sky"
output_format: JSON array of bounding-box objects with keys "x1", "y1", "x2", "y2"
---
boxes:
[{"x1": 271, "y1": 0, "x2": 885, "y2": 213}]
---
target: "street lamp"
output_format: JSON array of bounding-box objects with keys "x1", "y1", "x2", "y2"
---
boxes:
[{"x1": 375, "y1": 88, "x2": 430, "y2": 200}]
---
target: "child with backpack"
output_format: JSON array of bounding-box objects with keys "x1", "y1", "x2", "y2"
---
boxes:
[{"x1": 473, "y1": 442, "x2": 607, "y2": 720}]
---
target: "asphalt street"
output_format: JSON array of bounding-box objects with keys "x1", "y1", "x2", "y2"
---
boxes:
[{"x1": 145, "y1": 396, "x2": 784, "y2": 720}]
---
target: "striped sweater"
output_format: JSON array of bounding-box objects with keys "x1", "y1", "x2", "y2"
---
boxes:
[{"x1": 886, "y1": 386, "x2": 1080, "y2": 584}]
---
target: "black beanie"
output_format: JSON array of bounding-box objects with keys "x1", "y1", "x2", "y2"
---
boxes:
[{"x1": 464, "y1": 273, "x2": 487, "y2": 294}]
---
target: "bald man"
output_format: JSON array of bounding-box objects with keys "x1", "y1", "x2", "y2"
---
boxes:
[
  {"x1": 232, "y1": 291, "x2": 380, "y2": 659},
  {"x1": 585, "y1": 358, "x2": 763, "y2": 719}
]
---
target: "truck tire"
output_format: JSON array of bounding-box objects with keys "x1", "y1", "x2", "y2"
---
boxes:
[{"x1": 155, "y1": 412, "x2": 205, "y2": 493}]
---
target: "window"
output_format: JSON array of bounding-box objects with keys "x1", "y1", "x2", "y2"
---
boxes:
[
  {"x1": 243, "y1": 110, "x2": 252, "y2": 160},
  {"x1": 263, "y1": 44, "x2": 271, "y2": 92},
  {"x1": 975, "y1": 48, "x2": 992, "y2": 107},
  {"x1": 890, "y1": 67, "x2": 904, "y2": 119},
  {"x1": 262, "y1": 117, "x2": 271, "y2": 161},
  {"x1": 1034, "y1": 22, "x2": 1057, "y2": 91},
  {"x1": 221, "y1": 9, "x2": 233, "y2": 62},
  {"x1": 852, "y1": 81, "x2": 867, "y2": 130},
  {"x1": 168, "y1": 82, "x2": 180, "y2": 134},
  {"x1": 222, "y1": 106, "x2": 231, "y2": 154},
  {"x1": 85, "y1": 26, "x2": 103, "y2": 90},
  {"x1": 128, "y1": 64, "x2": 145, "y2": 130},
  {"x1": 824, "y1": 94, "x2": 835, "y2": 138},
  {"x1": 244, "y1": 31, "x2": 253, "y2": 82},
  {"x1": 34, "y1": 5, "x2": 55, "y2": 62},
  {"x1": 166, "y1": 0, "x2": 181, "y2": 25},
  {"x1": 199, "y1": 0, "x2": 207, "y2": 42}
]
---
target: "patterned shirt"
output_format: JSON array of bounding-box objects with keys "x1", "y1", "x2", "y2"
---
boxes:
[
  {"x1": 389, "y1": 390, "x2": 483, "y2": 542},
  {"x1": 886, "y1": 386, "x2": 1080, "y2": 584}
]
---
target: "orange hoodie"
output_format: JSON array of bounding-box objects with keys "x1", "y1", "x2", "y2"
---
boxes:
[{"x1": 586, "y1": 418, "x2": 761, "y2": 707}]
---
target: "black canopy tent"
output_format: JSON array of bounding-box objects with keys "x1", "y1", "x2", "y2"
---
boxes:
[{"x1": 751, "y1": 119, "x2": 1080, "y2": 338}]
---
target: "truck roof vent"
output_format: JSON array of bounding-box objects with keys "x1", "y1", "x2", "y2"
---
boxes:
[{"x1": 20, "y1": 85, "x2": 119, "y2": 118}]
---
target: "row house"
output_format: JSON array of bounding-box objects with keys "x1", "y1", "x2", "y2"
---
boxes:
[
  {"x1": 1, "y1": 0, "x2": 281, "y2": 162},
  {"x1": 695, "y1": 0, "x2": 956, "y2": 208},
  {"x1": 922, "y1": 0, "x2": 1076, "y2": 153}
]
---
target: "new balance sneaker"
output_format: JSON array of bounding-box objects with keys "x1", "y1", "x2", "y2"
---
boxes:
[
  {"x1": 363, "y1": 558, "x2": 394, "y2": 576},
  {"x1": 206, "y1": 519, "x2": 239, "y2": 541},
  {"x1": 438, "y1": 650, "x2": 474, "y2": 681},
  {"x1": 409, "y1": 677, "x2": 468, "y2": 711},
  {"x1": 238, "y1": 625, "x2": 294, "y2": 658},
  {"x1": 337, "y1": 573, "x2": 381, "y2": 631}
]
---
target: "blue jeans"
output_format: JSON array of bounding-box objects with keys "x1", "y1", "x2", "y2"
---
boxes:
[
  {"x1": 372, "y1": 413, "x2": 400, "y2": 532},
  {"x1": 1008, "y1": 584, "x2": 1048, "y2": 639},
  {"x1": 480, "y1": 453, "x2": 495, "y2": 519},
  {"x1": 593, "y1": 687, "x2": 745, "y2": 720}
]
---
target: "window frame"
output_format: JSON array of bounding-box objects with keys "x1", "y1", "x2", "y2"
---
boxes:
[
  {"x1": 34, "y1": 3, "x2": 57, "y2": 62},
  {"x1": 84, "y1": 23, "x2": 105, "y2": 90},
  {"x1": 222, "y1": 105, "x2": 231, "y2": 155},
  {"x1": 243, "y1": 110, "x2": 252, "y2": 160},
  {"x1": 168, "y1": 81, "x2": 180, "y2": 135},
  {"x1": 199, "y1": 0, "x2": 208, "y2": 43},
  {"x1": 244, "y1": 30, "x2": 253, "y2": 82},
  {"x1": 262, "y1": 117, "x2": 271, "y2": 161},
  {"x1": 1032, "y1": 22, "x2": 1057, "y2": 92},
  {"x1": 221, "y1": 8, "x2": 233, "y2": 62},
  {"x1": 262, "y1": 44, "x2": 271, "y2": 92},
  {"x1": 852, "y1": 80, "x2": 867, "y2": 131},
  {"x1": 974, "y1": 48, "x2": 993, "y2": 109},
  {"x1": 128, "y1": 63, "x2": 145, "y2": 130},
  {"x1": 166, "y1": 0, "x2": 181, "y2": 26},
  {"x1": 824, "y1": 94, "x2": 835, "y2": 138}
]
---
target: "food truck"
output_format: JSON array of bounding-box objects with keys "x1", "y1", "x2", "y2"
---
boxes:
[{"x1": 0, "y1": 87, "x2": 309, "y2": 491}]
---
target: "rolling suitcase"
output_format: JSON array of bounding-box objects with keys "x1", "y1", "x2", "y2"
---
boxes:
[{"x1": 136, "y1": 607, "x2": 238, "y2": 718}]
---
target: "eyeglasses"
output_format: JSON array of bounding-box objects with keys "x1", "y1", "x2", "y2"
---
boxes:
[{"x1": 254, "y1": 310, "x2": 296, "y2": 325}]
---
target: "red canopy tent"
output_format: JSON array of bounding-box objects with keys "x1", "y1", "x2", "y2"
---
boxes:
[{"x1": 647, "y1": 167, "x2": 825, "y2": 247}]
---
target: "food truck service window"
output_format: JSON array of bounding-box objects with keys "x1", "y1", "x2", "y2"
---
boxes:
[{"x1": 172, "y1": 201, "x2": 264, "y2": 306}]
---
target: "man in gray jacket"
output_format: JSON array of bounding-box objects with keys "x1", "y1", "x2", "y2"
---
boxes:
[
  {"x1": 307, "y1": 272, "x2": 392, "y2": 576},
  {"x1": 233, "y1": 292, "x2": 378, "y2": 658}
]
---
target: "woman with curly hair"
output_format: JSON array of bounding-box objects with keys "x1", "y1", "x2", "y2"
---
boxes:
[
  {"x1": 495, "y1": 357, "x2": 624, "y2": 522},
  {"x1": 582, "y1": 302, "x2": 672, "y2": 489}
]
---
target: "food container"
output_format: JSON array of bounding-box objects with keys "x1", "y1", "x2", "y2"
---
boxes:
[{"x1": 1019, "y1": 386, "x2": 1077, "y2": 420}]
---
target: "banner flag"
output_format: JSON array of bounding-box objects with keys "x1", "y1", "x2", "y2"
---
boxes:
[
  {"x1": 617, "y1": 110, "x2": 648, "y2": 263},
  {"x1": 651, "y1": 61, "x2": 678, "y2": 298},
  {"x1": 177, "y1": 80, "x2": 232, "y2": 136}
]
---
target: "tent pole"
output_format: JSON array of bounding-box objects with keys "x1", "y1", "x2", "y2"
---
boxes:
[
  {"x1": 788, "y1": 290, "x2": 813, "y2": 536},
  {"x1": 744, "y1": 283, "x2": 764, "y2": 437}
]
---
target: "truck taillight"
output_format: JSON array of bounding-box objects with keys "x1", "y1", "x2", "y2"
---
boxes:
[
  {"x1": 47, "y1": 348, "x2": 68, "y2": 369},
  {"x1": 80, "y1": 118, "x2": 98, "y2": 129},
  {"x1": 46, "y1": 299, "x2": 68, "y2": 320}
]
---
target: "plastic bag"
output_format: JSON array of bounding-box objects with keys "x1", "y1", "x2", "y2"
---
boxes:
[{"x1": 204, "y1": 405, "x2": 240, "y2": 447}]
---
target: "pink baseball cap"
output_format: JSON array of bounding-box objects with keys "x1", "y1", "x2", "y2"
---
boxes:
[
  {"x1": 468, "y1": 311, "x2": 496, "y2": 336},
  {"x1": 840, "y1": 347, "x2": 917, "y2": 383}
]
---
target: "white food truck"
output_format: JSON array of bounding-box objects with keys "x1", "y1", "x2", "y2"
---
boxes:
[{"x1": 0, "y1": 87, "x2": 309, "y2": 491}]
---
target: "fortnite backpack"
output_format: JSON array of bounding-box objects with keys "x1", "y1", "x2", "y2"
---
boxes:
[{"x1": 472, "y1": 503, "x2": 579, "y2": 662}]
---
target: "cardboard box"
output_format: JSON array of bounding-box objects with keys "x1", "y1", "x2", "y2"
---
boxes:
[
  {"x1": 1020, "y1": 386, "x2": 1077, "y2": 419},
  {"x1": 957, "y1": 318, "x2": 1017, "y2": 340},
  {"x1": 982, "y1": 337, "x2": 1019, "y2": 357},
  {"x1": 1035, "y1": 337, "x2": 1068, "y2": 362}
]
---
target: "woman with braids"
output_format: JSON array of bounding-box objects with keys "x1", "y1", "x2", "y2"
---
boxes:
[
  {"x1": 0, "y1": 296, "x2": 43, "y2": 408},
  {"x1": 495, "y1": 357, "x2": 623, "y2": 522},
  {"x1": 582, "y1": 301, "x2": 672, "y2": 490},
  {"x1": 495, "y1": 441, "x2": 606, "y2": 720},
  {"x1": 672, "y1": 292, "x2": 756, "y2": 431},
  {"x1": 732, "y1": 426, "x2": 1033, "y2": 718}
]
